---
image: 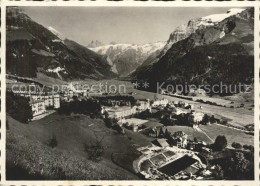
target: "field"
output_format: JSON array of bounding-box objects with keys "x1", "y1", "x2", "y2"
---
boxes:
[
  {"x1": 124, "y1": 128, "x2": 154, "y2": 147},
  {"x1": 6, "y1": 113, "x2": 141, "y2": 180},
  {"x1": 143, "y1": 119, "x2": 163, "y2": 128},
  {"x1": 165, "y1": 126, "x2": 213, "y2": 144},
  {"x1": 199, "y1": 124, "x2": 254, "y2": 147},
  {"x1": 131, "y1": 89, "x2": 253, "y2": 128}
]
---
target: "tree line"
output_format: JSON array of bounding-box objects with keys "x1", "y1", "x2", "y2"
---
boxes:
[
  {"x1": 58, "y1": 99, "x2": 102, "y2": 118},
  {"x1": 6, "y1": 91, "x2": 33, "y2": 123}
]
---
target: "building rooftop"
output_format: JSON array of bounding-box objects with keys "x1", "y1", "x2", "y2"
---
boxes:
[
  {"x1": 30, "y1": 99, "x2": 45, "y2": 104},
  {"x1": 152, "y1": 139, "x2": 169, "y2": 148},
  {"x1": 124, "y1": 118, "x2": 148, "y2": 126}
]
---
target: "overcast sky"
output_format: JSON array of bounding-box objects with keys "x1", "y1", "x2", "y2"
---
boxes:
[{"x1": 22, "y1": 7, "x2": 233, "y2": 46}]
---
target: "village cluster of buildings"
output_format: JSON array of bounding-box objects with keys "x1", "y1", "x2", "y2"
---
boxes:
[
  {"x1": 151, "y1": 131, "x2": 188, "y2": 148},
  {"x1": 101, "y1": 95, "x2": 206, "y2": 133},
  {"x1": 149, "y1": 129, "x2": 210, "y2": 153},
  {"x1": 61, "y1": 82, "x2": 118, "y2": 101},
  {"x1": 101, "y1": 99, "x2": 152, "y2": 120}
]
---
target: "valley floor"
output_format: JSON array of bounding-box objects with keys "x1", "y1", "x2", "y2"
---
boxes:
[
  {"x1": 131, "y1": 89, "x2": 254, "y2": 128},
  {"x1": 6, "y1": 78, "x2": 254, "y2": 180}
]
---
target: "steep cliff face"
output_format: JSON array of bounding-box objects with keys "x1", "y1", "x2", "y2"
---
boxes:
[
  {"x1": 168, "y1": 19, "x2": 200, "y2": 45},
  {"x1": 131, "y1": 8, "x2": 254, "y2": 92},
  {"x1": 131, "y1": 8, "x2": 251, "y2": 82},
  {"x1": 6, "y1": 7, "x2": 117, "y2": 80},
  {"x1": 131, "y1": 18, "x2": 200, "y2": 79}
]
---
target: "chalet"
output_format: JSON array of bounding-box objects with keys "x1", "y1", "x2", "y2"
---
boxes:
[
  {"x1": 147, "y1": 127, "x2": 159, "y2": 137},
  {"x1": 147, "y1": 126, "x2": 165, "y2": 138},
  {"x1": 136, "y1": 99, "x2": 151, "y2": 112},
  {"x1": 171, "y1": 131, "x2": 188, "y2": 148}
]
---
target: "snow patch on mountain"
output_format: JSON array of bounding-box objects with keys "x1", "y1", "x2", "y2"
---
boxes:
[
  {"x1": 106, "y1": 56, "x2": 118, "y2": 73},
  {"x1": 90, "y1": 41, "x2": 166, "y2": 56},
  {"x1": 161, "y1": 8, "x2": 245, "y2": 57},
  {"x1": 48, "y1": 26, "x2": 65, "y2": 40},
  {"x1": 46, "y1": 66, "x2": 66, "y2": 79},
  {"x1": 219, "y1": 30, "x2": 226, "y2": 38},
  {"x1": 201, "y1": 8, "x2": 245, "y2": 24},
  {"x1": 89, "y1": 41, "x2": 166, "y2": 76},
  {"x1": 131, "y1": 8, "x2": 249, "y2": 80}
]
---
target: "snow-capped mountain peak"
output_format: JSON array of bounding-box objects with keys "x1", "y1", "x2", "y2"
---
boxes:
[
  {"x1": 200, "y1": 8, "x2": 245, "y2": 24},
  {"x1": 90, "y1": 41, "x2": 166, "y2": 56},
  {"x1": 48, "y1": 26, "x2": 65, "y2": 40},
  {"x1": 167, "y1": 8, "x2": 246, "y2": 47},
  {"x1": 89, "y1": 41, "x2": 166, "y2": 77}
]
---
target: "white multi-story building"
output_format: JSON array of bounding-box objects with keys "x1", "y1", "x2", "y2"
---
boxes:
[
  {"x1": 30, "y1": 99, "x2": 46, "y2": 117},
  {"x1": 102, "y1": 105, "x2": 137, "y2": 119},
  {"x1": 12, "y1": 90, "x2": 60, "y2": 117},
  {"x1": 152, "y1": 98, "x2": 169, "y2": 107},
  {"x1": 53, "y1": 94, "x2": 60, "y2": 109},
  {"x1": 192, "y1": 112, "x2": 204, "y2": 123}
]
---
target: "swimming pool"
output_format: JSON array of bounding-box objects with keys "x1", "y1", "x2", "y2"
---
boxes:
[{"x1": 158, "y1": 155, "x2": 197, "y2": 176}]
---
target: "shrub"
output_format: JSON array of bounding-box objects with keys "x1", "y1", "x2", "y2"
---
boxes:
[
  {"x1": 6, "y1": 92, "x2": 33, "y2": 123},
  {"x1": 232, "y1": 142, "x2": 242, "y2": 149},
  {"x1": 212, "y1": 135, "x2": 227, "y2": 151},
  {"x1": 47, "y1": 134, "x2": 58, "y2": 148},
  {"x1": 103, "y1": 117, "x2": 118, "y2": 128},
  {"x1": 58, "y1": 99, "x2": 101, "y2": 117},
  {"x1": 83, "y1": 142, "x2": 104, "y2": 162},
  {"x1": 243, "y1": 144, "x2": 254, "y2": 152}
]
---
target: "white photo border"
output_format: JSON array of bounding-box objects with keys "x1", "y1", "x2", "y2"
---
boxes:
[{"x1": 1, "y1": 1, "x2": 259, "y2": 185}]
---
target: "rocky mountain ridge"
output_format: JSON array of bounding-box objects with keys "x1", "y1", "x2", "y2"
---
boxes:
[
  {"x1": 89, "y1": 41, "x2": 166, "y2": 76},
  {"x1": 6, "y1": 7, "x2": 117, "y2": 80},
  {"x1": 131, "y1": 8, "x2": 254, "y2": 95}
]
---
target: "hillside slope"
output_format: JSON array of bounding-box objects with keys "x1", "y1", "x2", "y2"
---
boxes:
[
  {"x1": 6, "y1": 114, "x2": 140, "y2": 180},
  {"x1": 6, "y1": 7, "x2": 116, "y2": 80}
]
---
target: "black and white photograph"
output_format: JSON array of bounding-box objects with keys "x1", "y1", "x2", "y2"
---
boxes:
[{"x1": 4, "y1": 4, "x2": 256, "y2": 182}]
